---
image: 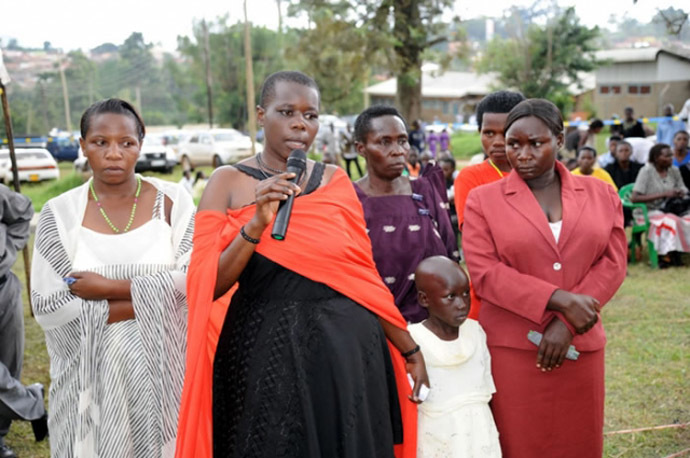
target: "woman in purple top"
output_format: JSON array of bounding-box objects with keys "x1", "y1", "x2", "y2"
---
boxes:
[
  {"x1": 427, "y1": 130, "x2": 439, "y2": 157},
  {"x1": 353, "y1": 106, "x2": 459, "y2": 323},
  {"x1": 439, "y1": 129, "x2": 451, "y2": 153}
]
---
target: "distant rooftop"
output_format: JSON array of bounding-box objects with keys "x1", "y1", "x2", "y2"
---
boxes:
[
  {"x1": 366, "y1": 71, "x2": 497, "y2": 98},
  {"x1": 595, "y1": 47, "x2": 690, "y2": 63}
]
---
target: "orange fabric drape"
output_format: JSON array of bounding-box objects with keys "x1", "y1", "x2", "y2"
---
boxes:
[{"x1": 175, "y1": 169, "x2": 417, "y2": 458}]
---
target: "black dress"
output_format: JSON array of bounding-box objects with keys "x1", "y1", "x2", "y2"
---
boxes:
[{"x1": 213, "y1": 164, "x2": 402, "y2": 458}]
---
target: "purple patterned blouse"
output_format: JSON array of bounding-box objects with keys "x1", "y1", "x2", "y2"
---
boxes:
[{"x1": 355, "y1": 167, "x2": 459, "y2": 323}]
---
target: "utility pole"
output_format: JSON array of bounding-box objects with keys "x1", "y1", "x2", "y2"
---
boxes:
[
  {"x1": 201, "y1": 19, "x2": 214, "y2": 129},
  {"x1": 135, "y1": 85, "x2": 142, "y2": 112},
  {"x1": 244, "y1": 0, "x2": 257, "y2": 155},
  {"x1": 38, "y1": 81, "x2": 49, "y2": 131},
  {"x1": 58, "y1": 57, "x2": 72, "y2": 131},
  {"x1": 276, "y1": 0, "x2": 284, "y2": 55}
]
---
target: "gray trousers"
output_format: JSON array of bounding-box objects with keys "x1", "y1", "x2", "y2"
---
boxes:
[{"x1": 0, "y1": 274, "x2": 45, "y2": 439}]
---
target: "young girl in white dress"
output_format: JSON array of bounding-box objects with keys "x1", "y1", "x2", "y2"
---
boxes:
[{"x1": 410, "y1": 255, "x2": 501, "y2": 457}]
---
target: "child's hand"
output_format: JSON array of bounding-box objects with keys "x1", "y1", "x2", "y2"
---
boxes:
[
  {"x1": 536, "y1": 319, "x2": 573, "y2": 372},
  {"x1": 405, "y1": 351, "x2": 430, "y2": 403}
]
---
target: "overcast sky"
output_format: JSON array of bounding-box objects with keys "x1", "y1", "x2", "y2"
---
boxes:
[{"x1": 1, "y1": 0, "x2": 676, "y2": 53}]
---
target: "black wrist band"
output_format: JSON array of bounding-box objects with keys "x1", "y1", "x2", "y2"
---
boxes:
[
  {"x1": 240, "y1": 225, "x2": 260, "y2": 244},
  {"x1": 401, "y1": 344, "x2": 420, "y2": 359}
]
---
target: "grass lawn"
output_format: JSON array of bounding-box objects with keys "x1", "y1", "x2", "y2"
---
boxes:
[
  {"x1": 450, "y1": 130, "x2": 483, "y2": 160},
  {"x1": 4, "y1": 151, "x2": 690, "y2": 457}
]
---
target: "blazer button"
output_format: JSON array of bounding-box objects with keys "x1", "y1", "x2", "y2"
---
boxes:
[{"x1": 553, "y1": 262, "x2": 562, "y2": 271}]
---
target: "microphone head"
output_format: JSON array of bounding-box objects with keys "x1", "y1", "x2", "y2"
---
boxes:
[{"x1": 287, "y1": 149, "x2": 307, "y2": 173}]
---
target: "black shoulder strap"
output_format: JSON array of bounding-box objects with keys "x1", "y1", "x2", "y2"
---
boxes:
[
  {"x1": 235, "y1": 162, "x2": 324, "y2": 194},
  {"x1": 304, "y1": 162, "x2": 325, "y2": 195},
  {"x1": 234, "y1": 164, "x2": 268, "y2": 180}
]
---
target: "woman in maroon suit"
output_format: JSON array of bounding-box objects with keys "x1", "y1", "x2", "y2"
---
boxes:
[{"x1": 463, "y1": 99, "x2": 627, "y2": 457}]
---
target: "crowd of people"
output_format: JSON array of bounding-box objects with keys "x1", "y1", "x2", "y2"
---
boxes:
[{"x1": 0, "y1": 69, "x2": 687, "y2": 458}]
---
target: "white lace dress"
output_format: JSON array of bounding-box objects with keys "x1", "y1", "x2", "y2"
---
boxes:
[{"x1": 409, "y1": 319, "x2": 502, "y2": 458}]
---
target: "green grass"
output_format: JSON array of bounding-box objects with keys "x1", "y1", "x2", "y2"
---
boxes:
[
  {"x1": 15, "y1": 163, "x2": 82, "y2": 213},
  {"x1": 450, "y1": 130, "x2": 483, "y2": 160},
  {"x1": 602, "y1": 263, "x2": 690, "y2": 457},
  {"x1": 4, "y1": 161, "x2": 690, "y2": 457},
  {"x1": 447, "y1": 127, "x2": 618, "y2": 165}
]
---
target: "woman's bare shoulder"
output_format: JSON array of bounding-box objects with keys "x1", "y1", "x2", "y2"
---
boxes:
[
  {"x1": 198, "y1": 166, "x2": 246, "y2": 212},
  {"x1": 321, "y1": 163, "x2": 342, "y2": 186}
]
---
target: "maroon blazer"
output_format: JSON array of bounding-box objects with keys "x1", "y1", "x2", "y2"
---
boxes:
[{"x1": 463, "y1": 161, "x2": 627, "y2": 352}]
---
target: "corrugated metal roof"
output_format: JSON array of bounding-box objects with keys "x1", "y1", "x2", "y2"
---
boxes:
[
  {"x1": 595, "y1": 47, "x2": 661, "y2": 63},
  {"x1": 595, "y1": 47, "x2": 690, "y2": 63},
  {"x1": 365, "y1": 71, "x2": 498, "y2": 98}
]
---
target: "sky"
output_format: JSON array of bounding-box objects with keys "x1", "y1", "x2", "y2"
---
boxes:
[{"x1": 0, "y1": 0, "x2": 678, "y2": 53}]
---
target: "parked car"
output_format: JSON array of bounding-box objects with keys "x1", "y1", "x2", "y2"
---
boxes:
[
  {"x1": 136, "y1": 135, "x2": 177, "y2": 173},
  {"x1": 177, "y1": 129, "x2": 262, "y2": 169},
  {"x1": 73, "y1": 135, "x2": 177, "y2": 174},
  {"x1": 0, "y1": 148, "x2": 60, "y2": 184},
  {"x1": 73, "y1": 146, "x2": 89, "y2": 173},
  {"x1": 157, "y1": 130, "x2": 193, "y2": 158},
  {"x1": 46, "y1": 129, "x2": 80, "y2": 161}
]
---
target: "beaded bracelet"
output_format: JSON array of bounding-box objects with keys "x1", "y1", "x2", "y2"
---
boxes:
[
  {"x1": 401, "y1": 344, "x2": 421, "y2": 359},
  {"x1": 240, "y1": 226, "x2": 260, "y2": 244}
]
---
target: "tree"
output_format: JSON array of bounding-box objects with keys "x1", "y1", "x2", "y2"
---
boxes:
[
  {"x1": 285, "y1": 10, "x2": 371, "y2": 114},
  {"x1": 91, "y1": 43, "x2": 118, "y2": 54},
  {"x1": 177, "y1": 19, "x2": 286, "y2": 129},
  {"x1": 653, "y1": 7, "x2": 689, "y2": 37},
  {"x1": 119, "y1": 32, "x2": 155, "y2": 110},
  {"x1": 478, "y1": 7, "x2": 601, "y2": 113},
  {"x1": 288, "y1": 0, "x2": 454, "y2": 122}
]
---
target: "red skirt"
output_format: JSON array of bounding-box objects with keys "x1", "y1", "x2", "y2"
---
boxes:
[{"x1": 490, "y1": 346, "x2": 605, "y2": 458}]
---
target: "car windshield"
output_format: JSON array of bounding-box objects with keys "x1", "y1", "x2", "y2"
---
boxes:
[
  {"x1": 52, "y1": 137, "x2": 78, "y2": 147},
  {"x1": 143, "y1": 137, "x2": 164, "y2": 146},
  {"x1": 214, "y1": 132, "x2": 240, "y2": 142}
]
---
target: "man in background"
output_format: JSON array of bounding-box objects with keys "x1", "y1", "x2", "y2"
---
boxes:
[
  {"x1": 656, "y1": 103, "x2": 686, "y2": 146},
  {"x1": 0, "y1": 185, "x2": 47, "y2": 458},
  {"x1": 453, "y1": 90, "x2": 525, "y2": 319},
  {"x1": 622, "y1": 106, "x2": 647, "y2": 138}
]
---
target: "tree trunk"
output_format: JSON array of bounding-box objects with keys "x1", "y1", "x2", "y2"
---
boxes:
[
  {"x1": 201, "y1": 19, "x2": 214, "y2": 128},
  {"x1": 59, "y1": 59, "x2": 72, "y2": 131},
  {"x1": 276, "y1": 0, "x2": 283, "y2": 35},
  {"x1": 396, "y1": 70, "x2": 422, "y2": 124},
  {"x1": 393, "y1": 0, "x2": 423, "y2": 123},
  {"x1": 38, "y1": 82, "x2": 49, "y2": 131},
  {"x1": 244, "y1": 0, "x2": 257, "y2": 155},
  {"x1": 135, "y1": 85, "x2": 142, "y2": 113}
]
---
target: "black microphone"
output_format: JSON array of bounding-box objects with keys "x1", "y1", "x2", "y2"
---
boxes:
[{"x1": 271, "y1": 149, "x2": 307, "y2": 240}]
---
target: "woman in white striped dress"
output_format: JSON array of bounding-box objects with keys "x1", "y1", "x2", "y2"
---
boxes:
[{"x1": 31, "y1": 99, "x2": 195, "y2": 457}]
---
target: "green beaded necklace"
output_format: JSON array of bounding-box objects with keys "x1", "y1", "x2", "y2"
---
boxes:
[{"x1": 89, "y1": 175, "x2": 142, "y2": 233}]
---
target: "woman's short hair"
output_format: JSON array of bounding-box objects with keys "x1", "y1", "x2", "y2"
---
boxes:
[
  {"x1": 589, "y1": 119, "x2": 604, "y2": 130},
  {"x1": 578, "y1": 145, "x2": 597, "y2": 158},
  {"x1": 673, "y1": 130, "x2": 689, "y2": 140},
  {"x1": 504, "y1": 99, "x2": 563, "y2": 135},
  {"x1": 259, "y1": 71, "x2": 320, "y2": 107},
  {"x1": 354, "y1": 105, "x2": 408, "y2": 143},
  {"x1": 439, "y1": 156, "x2": 456, "y2": 168},
  {"x1": 505, "y1": 99, "x2": 564, "y2": 138},
  {"x1": 616, "y1": 140, "x2": 632, "y2": 152},
  {"x1": 80, "y1": 98, "x2": 145, "y2": 142},
  {"x1": 648, "y1": 143, "x2": 671, "y2": 164},
  {"x1": 476, "y1": 91, "x2": 526, "y2": 131}
]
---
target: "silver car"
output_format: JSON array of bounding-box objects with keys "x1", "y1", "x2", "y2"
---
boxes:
[{"x1": 178, "y1": 129, "x2": 263, "y2": 170}]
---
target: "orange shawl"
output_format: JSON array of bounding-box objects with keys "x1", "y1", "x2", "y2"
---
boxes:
[{"x1": 175, "y1": 169, "x2": 417, "y2": 458}]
